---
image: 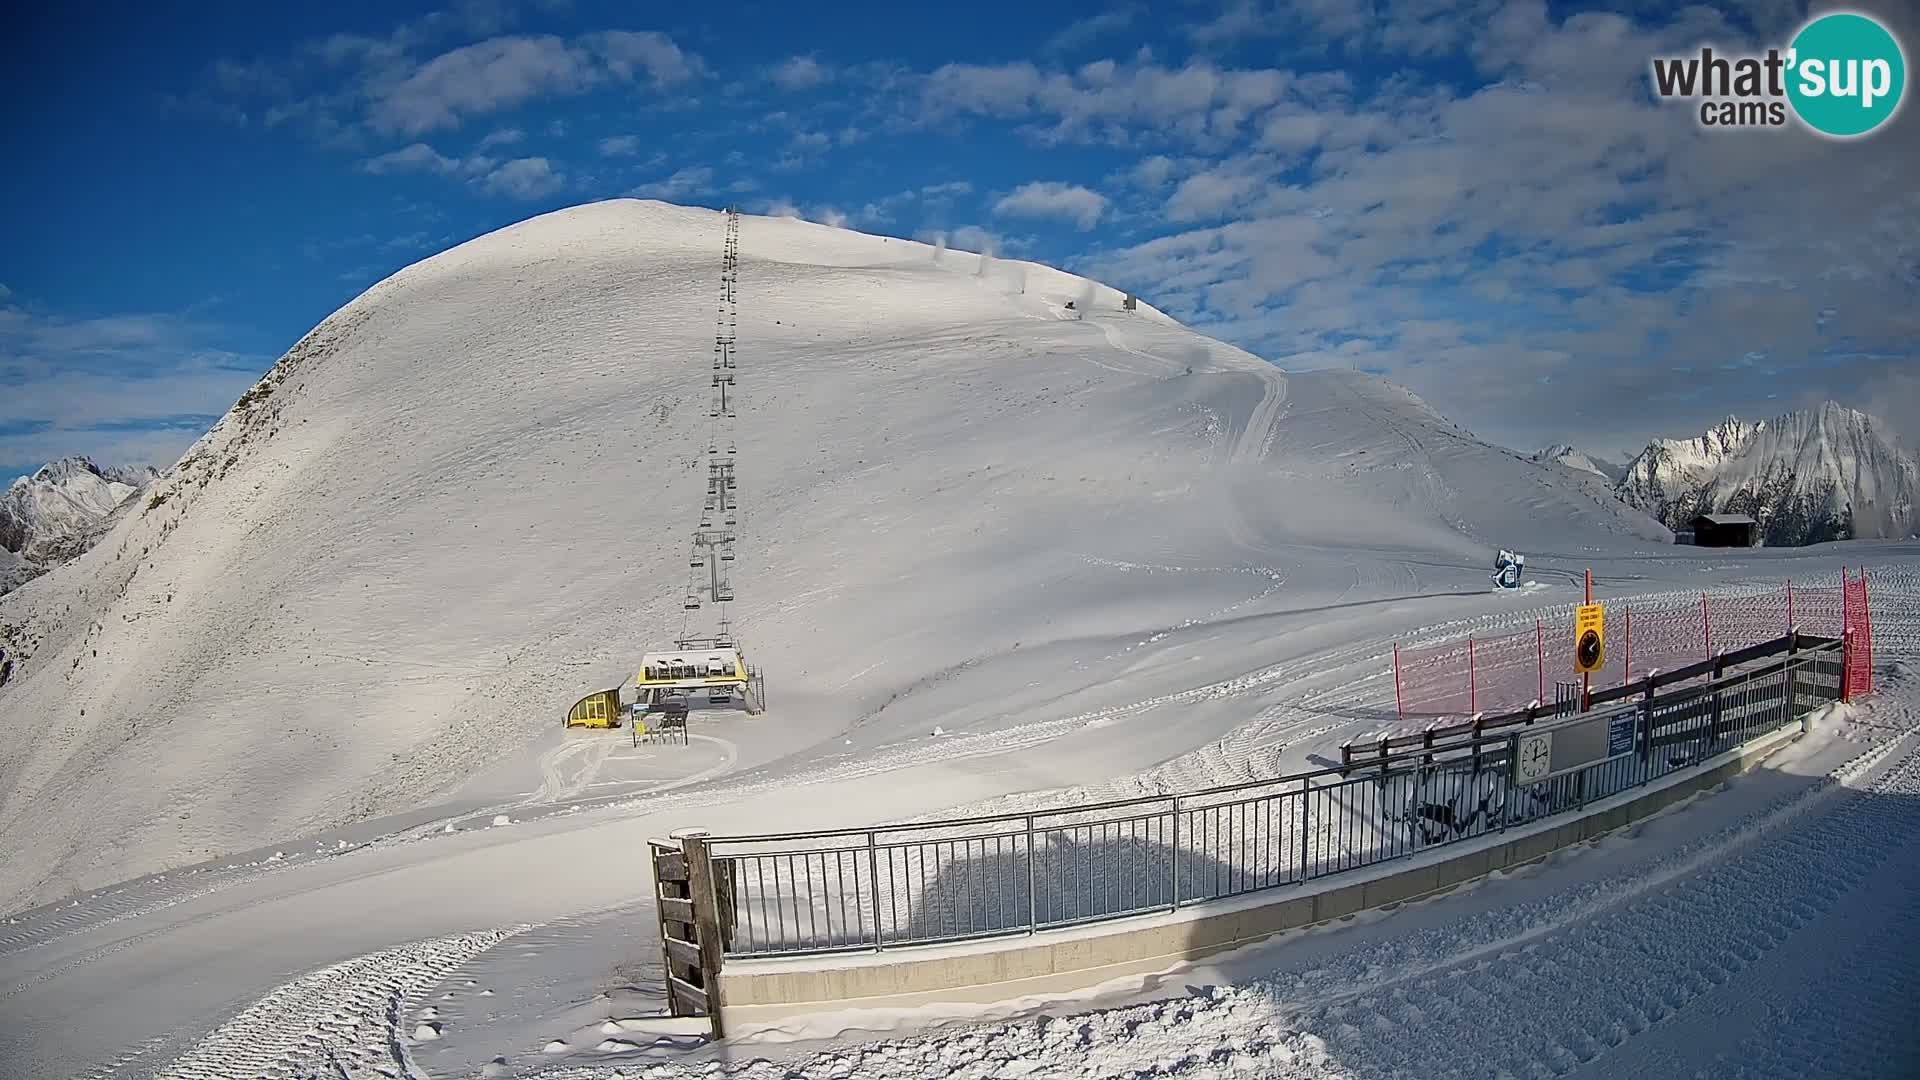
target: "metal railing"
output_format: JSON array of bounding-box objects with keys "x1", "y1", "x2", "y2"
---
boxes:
[{"x1": 700, "y1": 639, "x2": 1845, "y2": 959}]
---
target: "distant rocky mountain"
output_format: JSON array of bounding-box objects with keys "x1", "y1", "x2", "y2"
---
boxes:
[
  {"x1": 1, "y1": 457, "x2": 161, "y2": 594},
  {"x1": 1615, "y1": 403, "x2": 1918, "y2": 546},
  {"x1": 1531, "y1": 444, "x2": 1625, "y2": 484}
]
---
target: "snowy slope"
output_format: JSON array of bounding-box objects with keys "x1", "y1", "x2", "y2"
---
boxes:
[
  {"x1": 1530, "y1": 443, "x2": 1622, "y2": 484},
  {"x1": 0, "y1": 199, "x2": 1670, "y2": 911},
  {"x1": 1618, "y1": 403, "x2": 1918, "y2": 545},
  {"x1": 0, "y1": 457, "x2": 158, "y2": 594}
]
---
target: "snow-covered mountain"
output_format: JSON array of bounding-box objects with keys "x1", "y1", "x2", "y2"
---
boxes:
[
  {"x1": 0, "y1": 457, "x2": 161, "y2": 594},
  {"x1": 1530, "y1": 444, "x2": 1624, "y2": 484},
  {"x1": 1616, "y1": 403, "x2": 1919, "y2": 545},
  {"x1": 0, "y1": 199, "x2": 1671, "y2": 909}
]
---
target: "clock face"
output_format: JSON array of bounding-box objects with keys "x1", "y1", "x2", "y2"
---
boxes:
[{"x1": 1515, "y1": 732, "x2": 1553, "y2": 783}]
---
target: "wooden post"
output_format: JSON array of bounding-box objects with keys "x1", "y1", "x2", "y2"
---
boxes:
[{"x1": 675, "y1": 830, "x2": 728, "y2": 1041}]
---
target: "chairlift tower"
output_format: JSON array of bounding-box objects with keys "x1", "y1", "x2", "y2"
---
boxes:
[{"x1": 679, "y1": 207, "x2": 747, "y2": 632}]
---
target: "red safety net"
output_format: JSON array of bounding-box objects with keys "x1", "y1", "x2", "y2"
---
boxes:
[
  {"x1": 1844, "y1": 569, "x2": 1874, "y2": 699},
  {"x1": 1391, "y1": 575, "x2": 1870, "y2": 722}
]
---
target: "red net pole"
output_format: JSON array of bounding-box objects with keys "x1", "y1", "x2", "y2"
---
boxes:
[
  {"x1": 1786, "y1": 579, "x2": 1794, "y2": 634},
  {"x1": 1862, "y1": 571, "x2": 1874, "y2": 696},
  {"x1": 1842, "y1": 569, "x2": 1852, "y2": 701},
  {"x1": 1536, "y1": 619, "x2": 1545, "y2": 704},
  {"x1": 1393, "y1": 643, "x2": 1405, "y2": 721},
  {"x1": 1623, "y1": 604, "x2": 1633, "y2": 687},
  {"x1": 1468, "y1": 637, "x2": 1478, "y2": 714},
  {"x1": 1701, "y1": 591, "x2": 1713, "y2": 660}
]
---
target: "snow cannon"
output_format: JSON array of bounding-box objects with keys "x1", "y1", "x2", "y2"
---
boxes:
[{"x1": 1492, "y1": 550, "x2": 1524, "y2": 590}]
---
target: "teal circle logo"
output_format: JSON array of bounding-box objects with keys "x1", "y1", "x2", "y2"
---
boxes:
[{"x1": 1787, "y1": 12, "x2": 1906, "y2": 137}]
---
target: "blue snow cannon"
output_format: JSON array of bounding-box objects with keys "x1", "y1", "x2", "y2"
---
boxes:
[{"x1": 1492, "y1": 550, "x2": 1524, "y2": 590}]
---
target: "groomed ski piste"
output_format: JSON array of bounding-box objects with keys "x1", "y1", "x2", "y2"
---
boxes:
[{"x1": 0, "y1": 201, "x2": 1915, "y2": 1079}]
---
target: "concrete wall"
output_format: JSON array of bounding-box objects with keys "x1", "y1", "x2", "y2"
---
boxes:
[{"x1": 713, "y1": 725, "x2": 1799, "y2": 1028}]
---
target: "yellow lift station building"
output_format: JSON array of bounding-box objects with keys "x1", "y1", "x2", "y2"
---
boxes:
[{"x1": 566, "y1": 688, "x2": 622, "y2": 729}]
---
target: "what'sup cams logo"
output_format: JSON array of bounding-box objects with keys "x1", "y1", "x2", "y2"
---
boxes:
[{"x1": 1651, "y1": 10, "x2": 1906, "y2": 137}]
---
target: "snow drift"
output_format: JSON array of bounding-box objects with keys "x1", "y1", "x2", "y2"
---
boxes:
[{"x1": 0, "y1": 199, "x2": 1669, "y2": 910}]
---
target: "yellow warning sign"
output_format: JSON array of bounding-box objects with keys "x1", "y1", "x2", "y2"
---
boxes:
[{"x1": 1574, "y1": 602, "x2": 1606, "y2": 673}]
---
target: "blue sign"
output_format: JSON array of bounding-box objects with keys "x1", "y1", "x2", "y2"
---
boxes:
[{"x1": 1608, "y1": 713, "x2": 1636, "y2": 757}]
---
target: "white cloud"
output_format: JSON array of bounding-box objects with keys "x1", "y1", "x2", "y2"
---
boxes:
[
  {"x1": 476, "y1": 157, "x2": 565, "y2": 199},
  {"x1": 1165, "y1": 169, "x2": 1263, "y2": 222},
  {"x1": 993, "y1": 181, "x2": 1108, "y2": 230},
  {"x1": 0, "y1": 303, "x2": 266, "y2": 474},
  {"x1": 770, "y1": 55, "x2": 831, "y2": 90},
  {"x1": 312, "y1": 30, "x2": 707, "y2": 136},
  {"x1": 948, "y1": 225, "x2": 1003, "y2": 253},
  {"x1": 627, "y1": 166, "x2": 713, "y2": 200},
  {"x1": 476, "y1": 127, "x2": 524, "y2": 149},
  {"x1": 598, "y1": 134, "x2": 641, "y2": 157},
  {"x1": 919, "y1": 58, "x2": 1335, "y2": 150},
  {"x1": 370, "y1": 36, "x2": 598, "y2": 135},
  {"x1": 1046, "y1": 8, "x2": 1140, "y2": 53},
  {"x1": 360, "y1": 142, "x2": 460, "y2": 174},
  {"x1": 591, "y1": 30, "x2": 704, "y2": 87}
]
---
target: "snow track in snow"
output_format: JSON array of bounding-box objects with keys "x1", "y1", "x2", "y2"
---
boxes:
[{"x1": 143, "y1": 927, "x2": 525, "y2": 1080}]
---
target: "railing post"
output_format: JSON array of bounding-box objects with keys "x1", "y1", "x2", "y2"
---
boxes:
[
  {"x1": 1297, "y1": 777, "x2": 1311, "y2": 883},
  {"x1": 1024, "y1": 816, "x2": 1037, "y2": 935},
  {"x1": 866, "y1": 831, "x2": 881, "y2": 951},
  {"x1": 1640, "y1": 670, "x2": 1658, "y2": 766},
  {"x1": 1170, "y1": 796, "x2": 1181, "y2": 910}
]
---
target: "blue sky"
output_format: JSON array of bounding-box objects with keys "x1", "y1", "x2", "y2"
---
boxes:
[{"x1": 4, "y1": 0, "x2": 1917, "y2": 482}]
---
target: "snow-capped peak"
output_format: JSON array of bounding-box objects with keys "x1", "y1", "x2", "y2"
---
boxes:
[
  {"x1": 2, "y1": 455, "x2": 162, "y2": 594},
  {"x1": 1529, "y1": 444, "x2": 1621, "y2": 483},
  {"x1": 1616, "y1": 401, "x2": 1917, "y2": 545}
]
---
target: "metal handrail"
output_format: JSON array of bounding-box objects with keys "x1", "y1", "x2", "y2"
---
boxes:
[
  {"x1": 697, "y1": 642, "x2": 1845, "y2": 958},
  {"x1": 707, "y1": 637, "x2": 1839, "y2": 848}
]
